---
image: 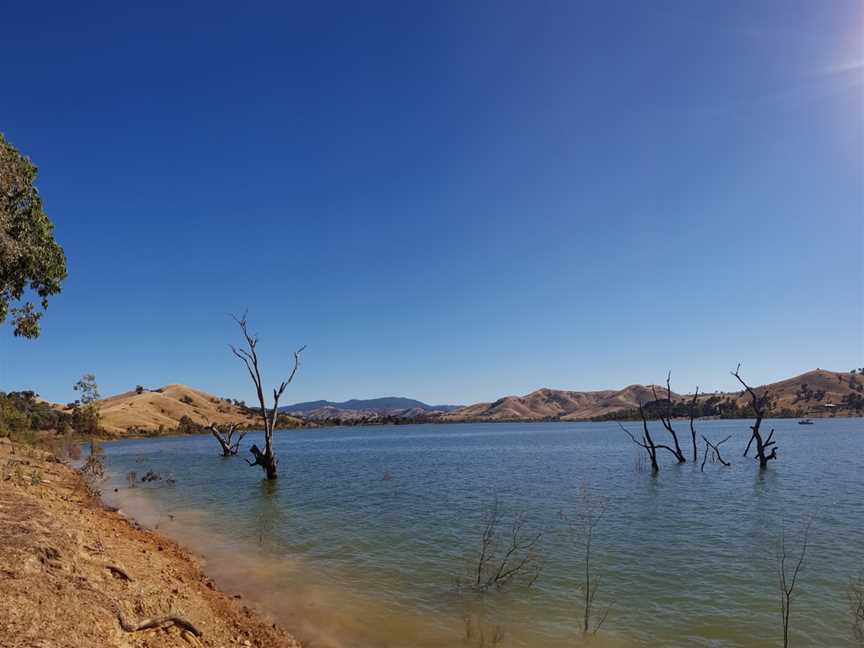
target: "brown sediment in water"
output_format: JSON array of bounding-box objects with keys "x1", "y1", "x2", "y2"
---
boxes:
[
  {"x1": 106, "y1": 490, "x2": 631, "y2": 648},
  {"x1": 0, "y1": 438, "x2": 301, "y2": 648}
]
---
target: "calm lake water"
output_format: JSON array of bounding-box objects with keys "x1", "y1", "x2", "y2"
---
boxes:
[{"x1": 99, "y1": 419, "x2": 864, "y2": 647}]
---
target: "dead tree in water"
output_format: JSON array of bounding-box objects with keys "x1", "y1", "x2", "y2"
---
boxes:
[
  {"x1": 777, "y1": 519, "x2": 810, "y2": 648},
  {"x1": 229, "y1": 312, "x2": 305, "y2": 480},
  {"x1": 700, "y1": 434, "x2": 731, "y2": 471},
  {"x1": 732, "y1": 364, "x2": 777, "y2": 469},
  {"x1": 208, "y1": 423, "x2": 246, "y2": 456},
  {"x1": 619, "y1": 402, "x2": 659, "y2": 472},
  {"x1": 850, "y1": 572, "x2": 864, "y2": 645},
  {"x1": 461, "y1": 496, "x2": 543, "y2": 593},
  {"x1": 652, "y1": 372, "x2": 686, "y2": 463},
  {"x1": 561, "y1": 483, "x2": 611, "y2": 635},
  {"x1": 621, "y1": 398, "x2": 688, "y2": 472},
  {"x1": 689, "y1": 387, "x2": 700, "y2": 462}
]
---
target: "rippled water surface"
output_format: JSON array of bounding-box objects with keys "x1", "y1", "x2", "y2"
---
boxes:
[{"x1": 100, "y1": 419, "x2": 864, "y2": 647}]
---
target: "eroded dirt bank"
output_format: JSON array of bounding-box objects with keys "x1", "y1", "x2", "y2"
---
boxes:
[{"x1": 0, "y1": 438, "x2": 302, "y2": 648}]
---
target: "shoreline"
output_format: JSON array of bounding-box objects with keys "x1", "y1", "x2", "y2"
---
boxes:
[
  {"x1": 0, "y1": 438, "x2": 302, "y2": 648},
  {"x1": 94, "y1": 412, "x2": 862, "y2": 444}
]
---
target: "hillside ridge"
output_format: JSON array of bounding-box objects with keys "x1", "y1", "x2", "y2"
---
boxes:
[
  {"x1": 441, "y1": 369, "x2": 863, "y2": 422},
  {"x1": 57, "y1": 383, "x2": 305, "y2": 435}
]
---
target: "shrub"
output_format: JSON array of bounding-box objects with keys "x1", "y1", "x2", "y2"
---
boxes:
[{"x1": 176, "y1": 415, "x2": 203, "y2": 435}]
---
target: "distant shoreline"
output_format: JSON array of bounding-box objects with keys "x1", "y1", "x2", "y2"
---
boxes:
[{"x1": 94, "y1": 413, "x2": 863, "y2": 443}]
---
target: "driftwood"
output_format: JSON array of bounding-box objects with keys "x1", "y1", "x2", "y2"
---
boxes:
[
  {"x1": 104, "y1": 564, "x2": 132, "y2": 581},
  {"x1": 118, "y1": 613, "x2": 202, "y2": 636}
]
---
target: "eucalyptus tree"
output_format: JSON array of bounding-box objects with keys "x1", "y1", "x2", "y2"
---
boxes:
[{"x1": 0, "y1": 134, "x2": 67, "y2": 338}]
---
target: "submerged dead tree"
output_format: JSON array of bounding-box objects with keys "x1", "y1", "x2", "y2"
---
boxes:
[
  {"x1": 700, "y1": 434, "x2": 731, "y2": 471},
  {"x1": 461, "y1": 496, "x2": 543, "y2": 593},
  {"x1": 619, "y1": 402, "x2": 659, "y2": 473},
  {"x1": 652, "y1": 372, "x2": 686, "y2": 463},
  {"x1": 689, "y1": 387, "x2": 700, "y2": 462},
  {"x1": 561, "y1": 483, "x2": 612, "y2": 635},
  {"x1": 732, "y1": 364, "x2": 777, "y2": 469},
  {"x1": 620, "y1": 397, "x2": 690, "y2": 473},
  {"x1": 208, "y1": 423, "x2": 246, "y2": 457},
  {"x1": 850, "y1": 572, "x2": 864, "y2": 645},
  {"x1": 229, "y1": 312, "x2": 305, "y2": 480},
  {"x1": 777, "y1": 519, "x2": 810, "y2": 648}
]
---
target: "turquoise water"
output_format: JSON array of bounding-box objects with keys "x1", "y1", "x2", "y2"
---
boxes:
[{"x1": 99, "y1": 419, "x2": 864, "y2": 647}]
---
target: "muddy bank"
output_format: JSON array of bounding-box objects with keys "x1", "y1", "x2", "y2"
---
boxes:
[{"x1": 0, "y1": 438, "x2": 301, "y2": 648}]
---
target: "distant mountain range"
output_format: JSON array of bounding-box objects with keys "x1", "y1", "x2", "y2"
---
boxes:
[
  {"x1": 438, "y1": 369, "x2": 862, "y2": 422},
  {"x1": 49, "y1": 369, "x2": 859, "y2": 436},
  {"x1": 279, "y1": 397, "x2": 461, "y2": 420}
]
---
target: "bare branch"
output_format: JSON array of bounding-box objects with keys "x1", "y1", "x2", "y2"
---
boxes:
[
  {"x1": 228, "y1": 311, "x2": 305, "y2": 479},
  {"x1": 462, "y1": 497, "x2": 543, "y2": 593},
  {"x1": 732, "y1": 364, "x2": 777, "y2": 469},
  {"x1": 778, "y1": 518, "x2": 811, "y2": 648}
]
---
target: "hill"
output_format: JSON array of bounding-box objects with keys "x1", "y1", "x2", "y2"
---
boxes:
[
  {"x1": 441, "y1": 369, "x2": 864, "y2": 422},
  {"x1": 280, "y1": 397, "x2": 460, "y2": 421},
  {"x1": 60, "y1": 384, "x2": 304, "y2": 435}
]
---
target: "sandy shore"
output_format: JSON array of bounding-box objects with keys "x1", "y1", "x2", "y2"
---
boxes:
[{"x1": 0, "y1": 439, "x2": 302, "y2": 648}]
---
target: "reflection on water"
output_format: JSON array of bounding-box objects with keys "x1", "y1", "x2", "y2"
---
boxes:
[{"x1": 101, "y1": 419, "x2": 864, "y2": 647}]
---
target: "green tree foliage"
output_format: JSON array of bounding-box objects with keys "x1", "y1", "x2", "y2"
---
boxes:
[
  {"x1": 0, "y1": 394, "x2": 31, "y2": 437},
  {"x1": 0, "y1": 390, "x2": 71, "y2": 435},
  {"x1": 0, "y1": 134, "x2": 67, "y2": 338},
  {"x1": 176, "y1": 415, "x2": 203, "y2": 435},
  {"x1": 71, "y1": 373, "x2": 101, "y2": 434}
]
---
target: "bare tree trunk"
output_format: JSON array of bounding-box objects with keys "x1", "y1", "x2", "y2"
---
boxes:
[
  {"x1": 850, "y1": 572, "x2": 864, "y2": 645},
  {"x1": 777, "y1": 520, "x2": 810, "y2": 648},
  {"x1": 689, "y1": 387, "x2": 700, "y2": 463},
  {"x1": 461, "y1": 496, "x2": 543, "y2": 593},
  {"x1": 229, "y1": 312, "x2": 305, "y2": 480},
  {"x1": 732, "y1": 364, "x2": 777, "y2": 469},
  {"x1": 562, "y1": 483, "x2": 611, "y2": 635},
  {"x1": 620, "y1": 402, "x2": 660, "y2": 473},
  {"x1": 652, "y1": 372, "x2": 686, "y2": 463},
  {"x1": 208, "y1": 423, "x2": 246, "y2": 456},
  {"x1": 700, "y1": 434, "x2": 731, "y2": 471}
]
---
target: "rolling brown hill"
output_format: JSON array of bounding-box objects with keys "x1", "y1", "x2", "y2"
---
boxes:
[
  {"x1": 441, "y1": 369, "x2": 863, "y2": 422},
  {"x1": 58, "y1": 384, "x2": 304, "y2": 435}
]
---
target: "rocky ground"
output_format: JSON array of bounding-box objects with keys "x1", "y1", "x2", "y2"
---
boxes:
[{"x1": 0, "y1": 438, "x2": 302, "y2": 648}]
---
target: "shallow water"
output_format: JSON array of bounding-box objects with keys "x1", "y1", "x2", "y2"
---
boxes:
[{"x1": 99, "y1": 419, "x2": 864, "y2": 647}]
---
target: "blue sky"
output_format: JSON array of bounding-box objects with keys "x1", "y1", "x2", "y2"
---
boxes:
[{"x1": 1, "y1": 1, "x2": 862, "y2": 406}]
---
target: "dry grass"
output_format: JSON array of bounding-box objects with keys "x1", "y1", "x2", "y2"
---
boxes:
[
  {"x1": 0, "y1": 437, "x2": 302, "y2": 648},
  {"x1": 443, "y1": 369, "x2": 862, "y2": 422},
  {"x1": 50, "y1": 384, "x2": 304, "y2": 436}
]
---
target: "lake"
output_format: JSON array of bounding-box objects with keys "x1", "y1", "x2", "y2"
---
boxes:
[{"x1": 98, "y1": 418, "x2": 864, "y2": 647}]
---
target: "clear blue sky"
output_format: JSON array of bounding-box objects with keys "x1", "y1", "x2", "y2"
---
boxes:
[{"x1": 1, "y1": 1, "x2": 862, "y2": 406}]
